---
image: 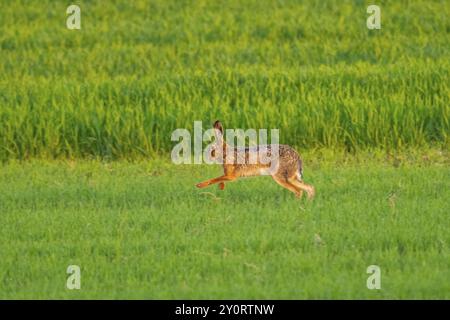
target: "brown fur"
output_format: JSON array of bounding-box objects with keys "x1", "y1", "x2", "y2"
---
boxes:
[{"x1": 196, "y1": 121, "x2": 315, "y2": 199}]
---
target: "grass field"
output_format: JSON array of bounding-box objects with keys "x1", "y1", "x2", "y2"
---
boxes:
[
  {"x1": 0, "y1": 153, "x2": 448, "y2": 299},
  {"x1": 0, "y1": 0, "x2": 449, "y2": 299}
]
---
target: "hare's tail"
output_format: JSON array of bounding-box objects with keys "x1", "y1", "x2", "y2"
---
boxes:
[{"x1": 296, "y1": 159, "x2": 303, "y2": 181}]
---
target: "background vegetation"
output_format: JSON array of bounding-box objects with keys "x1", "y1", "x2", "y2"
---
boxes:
[{"x1": 0, "y1": 0, "x2": 448, "y2": 160}]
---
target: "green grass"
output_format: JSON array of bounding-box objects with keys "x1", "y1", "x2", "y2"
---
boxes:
[
  {"x1": 0, "y1": 154, "x2": 448, "y2": 299},
  {"x1": 0, "y1": 0, "x2": 448, "y2": 300},
  {"x1": 0, "y1": 0, "x2": 449, "y2": 160}
]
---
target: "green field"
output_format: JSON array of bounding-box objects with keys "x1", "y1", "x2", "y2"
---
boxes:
[
  {"x1": 0, "y1": 0, "x2": 449, "y2": 299},
  {"x1": 0, "y1": 0, "x2": 448, "y2": 159},
  {"x1": 0, "y1": 154, "x2": 448, "y2": 299}
]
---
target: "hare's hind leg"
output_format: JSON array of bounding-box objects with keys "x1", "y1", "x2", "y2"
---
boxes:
[
  {"x1": 290, "y1": 177, "x2": 315, "y2": 200},
  {"x1": 272, "y1": 175, "x2": 302, "y2": 198}
]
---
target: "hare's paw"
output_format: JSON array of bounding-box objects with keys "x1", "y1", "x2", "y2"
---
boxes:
[
  {"x1": 196, "y1": 181, "x2": 209, "y2": 188},
  {"x1": 306, "y1": 186, "x2": 316, "y2": 200}
]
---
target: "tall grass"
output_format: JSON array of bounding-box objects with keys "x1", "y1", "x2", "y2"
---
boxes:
[{"x1": 0, "y1": 0, "x2": 449, "y2": 160}]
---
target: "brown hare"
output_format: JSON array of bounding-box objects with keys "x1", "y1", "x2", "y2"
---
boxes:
[{"x1": 196, "y1": 121, "x2": 315, "y2": 199}]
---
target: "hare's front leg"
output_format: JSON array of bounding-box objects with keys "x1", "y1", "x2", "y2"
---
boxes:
[{"x1": 196, "y1": 175, "x2": 236, "y2": 188}]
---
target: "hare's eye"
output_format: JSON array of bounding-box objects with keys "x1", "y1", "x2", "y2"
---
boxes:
[{"x1": 211, "y1": 149, "x2": 216, "y2": 157}]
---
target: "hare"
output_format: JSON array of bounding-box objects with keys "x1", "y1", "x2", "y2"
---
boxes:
[{"x1": 196, "y1": 121, "x2": 315, "y2": 199}]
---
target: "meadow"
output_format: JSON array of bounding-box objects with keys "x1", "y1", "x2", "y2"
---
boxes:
[
  {"x1": 0, "y1": 155, "x2": 448, "y2": 299},
  {"x1": 0, "y1": 0, "x2": 449, "y2": 299}
]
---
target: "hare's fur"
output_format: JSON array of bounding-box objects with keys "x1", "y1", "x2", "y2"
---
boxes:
[{"x1": 196, "y1": 121, "x2": 315, "y2": 199}]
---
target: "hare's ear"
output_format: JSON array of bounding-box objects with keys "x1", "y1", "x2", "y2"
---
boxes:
[
  {"x1": 213, "y1": 120, "x2": 224, "y2": 146},
  {"x1": 213, "y1": 120, "x2": 223, "y2": 134}
]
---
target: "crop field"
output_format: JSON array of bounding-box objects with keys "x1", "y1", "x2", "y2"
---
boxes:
[
  {"x1": 0, "y1": 0, "x2": 449, "y2": 299},
  {"x1": 0, "y1": 0, "x2": 449, "y2": 159}
]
